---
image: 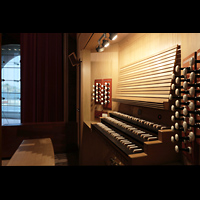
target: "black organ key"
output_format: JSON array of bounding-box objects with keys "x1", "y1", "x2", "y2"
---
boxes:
[
  {"x1": 95, "y1": 123, "x2": 144, "y2": 155},
  {"x1": 104, "y1": 115, "x2": 158, "y2": 141}
]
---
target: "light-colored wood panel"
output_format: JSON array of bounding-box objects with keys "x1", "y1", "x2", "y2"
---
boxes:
[
  {"x1": 119, "y1": 33, "x2": 181, "y2": 69},
  {"x1": 120, "y1": 50, "x2": 177, "y2": 72},
  {"x1": 119, "y1": 62, "x2": 174, "y2": 78},
  {"x1": 119, "y1": 66, "x2": 173, "y2": 81},
  {"x1": 119, "y1": 71, "x2": 172, "y2": 83},
  {"x1": 113, "y1": 96, "x2": 167, "y2": 103},
  {"x1": 116, "y1": 44, "x2": 180, "y2": 108},
  {"x1": 117, "y1": 82, "x2": 171, "y2": 89},
  {"x1": 118, "y1": 87, "x2": 170, "y2": 92}
]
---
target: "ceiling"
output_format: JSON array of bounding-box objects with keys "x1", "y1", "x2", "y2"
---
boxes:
[{"x1": 85, "y1": 33, "x2": 130, "y2": 51}]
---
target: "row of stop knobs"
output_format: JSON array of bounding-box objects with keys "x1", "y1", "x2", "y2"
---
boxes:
[
  {"x1": 92, "y1": 82, "x2": 111, "y2": 105},
  {"x1": 170, "y1": 57, "x2": 198, "y2": 154}
]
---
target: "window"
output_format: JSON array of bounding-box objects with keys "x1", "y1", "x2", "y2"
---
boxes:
[{"x1": 1, "y1": 44, "x2": 21, "y2": 125}]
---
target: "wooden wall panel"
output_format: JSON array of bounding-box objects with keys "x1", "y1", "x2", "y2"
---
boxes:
[
  {"x1": 90, "y1": 44, "x2": 119, "y2": 120},
  {"x1": 119, "y1": 33, "x2": 181, "y2": 69},
  {"x1": 115, "y1": 45, "x2": 181, "y2": 109}
]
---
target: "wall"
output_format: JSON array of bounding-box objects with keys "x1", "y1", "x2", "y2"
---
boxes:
[
  {"x1": 90, "y1": 43, "x2": 119, "y2": 120},
  {"x1": 118, "y1": 33, "x2": 181, "y2": 69},
  {"x1": 181, "y1": 33, "x2": 200, "y2": 61}
]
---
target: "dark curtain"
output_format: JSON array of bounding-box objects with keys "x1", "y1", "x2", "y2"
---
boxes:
[{"x1": 20, "y1": 33, "x2": 63, "y2": 123}]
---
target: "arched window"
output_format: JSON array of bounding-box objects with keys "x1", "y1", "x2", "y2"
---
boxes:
[{"x1": 1, "y1": 44, "x2": 21, "y2": 125}]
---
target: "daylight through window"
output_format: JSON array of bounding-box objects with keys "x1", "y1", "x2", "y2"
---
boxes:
[{"x1": 1, "y1": 44, "x2": 21, "y2": 125}]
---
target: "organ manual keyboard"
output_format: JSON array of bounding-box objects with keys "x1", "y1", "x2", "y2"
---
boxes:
[{"x1": 91, "y1": 111, "x2": 178, "y2": 165}]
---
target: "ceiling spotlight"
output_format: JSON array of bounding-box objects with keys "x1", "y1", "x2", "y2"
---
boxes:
[
  {"x1": 102, "y1": 33, "x2": 110, "y2": 48},
  {"x1": 96, "y1": 33, "x2": 118, "y2": 52},
  {"x1": 102, "y1": 39, "x2": 110, "y2": 48},
  {"x1": 109, "y1": 33, "x2": 118, "y2": 41},
  {"x1": 96, "y1": 45, "x2": 104, "y2": 52},
  {"x1": 96, "y1": 40, "x2": 104, "y2": 52}
]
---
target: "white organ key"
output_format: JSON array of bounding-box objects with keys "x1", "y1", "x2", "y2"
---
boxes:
[
  {"x1": 133, "y1": 148, "x2": 143, "y2": 153},
  {"x1": 128, "y1": 145, "x2": 139, "y2": 150},
  {"x1": 115, "y1": 136, "x2": 125, "y2": 140},
  {"x1": 147, "y1": 137, "x2": 158, "y2": 141},
  {"x1": 128, "y1": 127, "x2": 137, "y2": 131},
  {"x1": 141, "y1": 134, "x2": 152, "y2": 139},
  {"x1": 135, "y1": 130, "x2": 145, "y2": 135},
  {"x1": 127, "y1": 144, "x2": 136, "y2": 148}
]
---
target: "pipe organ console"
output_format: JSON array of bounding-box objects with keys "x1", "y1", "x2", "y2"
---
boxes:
[
  {"x1": 81, "y1": 45, "x2": 183, "y2": 165},
  {"x1": 169, "y1": 48, "x2": 200, "y2": 165}
]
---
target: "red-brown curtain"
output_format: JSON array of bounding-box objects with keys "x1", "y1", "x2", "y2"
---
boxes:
[{"x1": 20, "y1": 33, "x2": 63, "y2": 123}]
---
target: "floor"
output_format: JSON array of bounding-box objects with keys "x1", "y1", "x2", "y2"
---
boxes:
[
  {"x1": 2, "y1": 152, "x2": 79, "y2": 166},
  {"x1": 54, "y1": 152, "x2": 79, "y2": 166}
]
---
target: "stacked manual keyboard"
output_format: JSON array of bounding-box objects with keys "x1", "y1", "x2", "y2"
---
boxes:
[{"x1": 92, "y1": 111, "x2": 169, "y2": 157}]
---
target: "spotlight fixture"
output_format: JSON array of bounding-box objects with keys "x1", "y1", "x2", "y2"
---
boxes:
[
  {"x1": 102, "y1": 33, "x2": 110, "y2": 48},
  {"x1": 96, "y1": 45, "x2": 104, "y2": 52},
  {"x1": 95, "y1": 33, "x2": 118, "y2": 52},
  {"x1": 109, "y1": 33, "x2": 118, "y2": 41},
  {"x1": 102, "y1": 39, "x2": 110, "y2": 48},
  {"x1": 96, "y1": 40, "x2": 104, "y2": 52}
]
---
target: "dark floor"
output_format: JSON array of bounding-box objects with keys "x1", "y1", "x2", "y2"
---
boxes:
[{"x1": 55, "y1": 152, "x2": 79, "y2": 166}]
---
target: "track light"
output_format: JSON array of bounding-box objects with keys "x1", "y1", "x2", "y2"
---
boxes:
[
  {"x1": 96, "y1": 40, "x2": 104, "y2": 52},
  {"x1": 102, "y1": 33, "x2": 110, "y2": 48},
  {"x1": 109, "y1": 33, "x2": 118, "y2": 41},
  {"x1": 96, "y1": 33, "x2": 118, "y2": 52},
  {"x1": 102, "y1": 39, "x2": 110, "y2": 48},
  {"x1": 96, "y1": 45, "x2": 104, "y2": 52}
]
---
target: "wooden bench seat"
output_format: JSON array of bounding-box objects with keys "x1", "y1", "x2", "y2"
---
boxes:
[{"x1": 7, "y1": 138, "x2": 55, "y2": 166}]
